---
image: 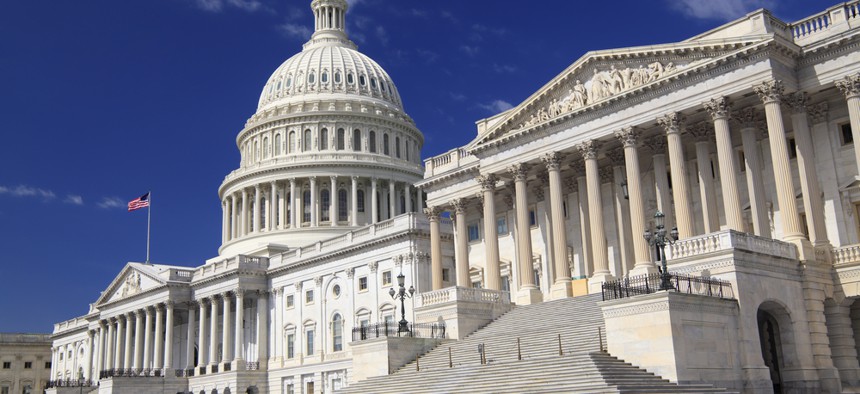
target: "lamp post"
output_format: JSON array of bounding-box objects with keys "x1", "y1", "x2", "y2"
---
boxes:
[
  {"x1": 388, "y1": 272, "x2": 415, "y2": 333},
  {"x1": 78, "y1": 367, "x2": 84, "y2": 394},
  {"x1": 643, "y1": 211, "x2": 678, "y2": 291}
]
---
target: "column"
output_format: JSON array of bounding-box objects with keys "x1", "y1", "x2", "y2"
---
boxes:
[
  {"x1": 132, "y1": 311, "x2": 143, "y2": 370},
  {"x1": 85, "y1": 330, "x2": 94, "y2": 380},
  {"x1": 615, "y1": 128, "x2": 654, "y2": 275},
  {"x1": 330, "y1": 176, "x2": 338, "y2": 226},
  {"x1": 96, "y1": 322, "x2": 106, "y2": 376},
  {"x1": 543, "y1": 153, "x2": 572, "y2": 298},
  {"x1": 234, "y1": 291, "x2": 245, "y2": 367},
  {"x1": 290, "y1": 179, "x2": 298, "y2": 228},
  {"x1": 690, "y1": 122, "x2": 719, "y2": 233},
  {"x1": 572, "y1": 161, "x2": 593, "y2": 277},
  {"x1": 257, "y1": 292, "x2": 269, "y2": 368},
  {"x1": 221, "y1": 201, "x2": 228, "y2": 244},
  {"x1": 253, "y1": 185, "x2": 261, "y2": 232},
  {"x1": 451, "y1": 199, "x2": 471, "y2": 288},
  {"x1": 754, "y1": 80, "x2": 808, "y2": 251},
  {"x1": 788, "y1": 92, "x2": 830, "y2": 249},
  {"x1": 153, "y1": 304, "x2": 164, "y2": 370},
  {"x1": 230, "y1": 195, "x2": 237, "y2": 240},
  {"x1": 351, "y1": 176, "x2": 359, "y2": 226},
  {"x1": 105, "y1": 319, "x2": 115, "y2": 370},
  {"x1": 645, "y1": 137, "x2": 674, "y2": 230},
  {"x1": 606, "y1": 149, "x2": 632, "y2": 277},
  {"x1": 404, "y1": 184, "x2": 412, "y2": 213},
  {"x1": 273, "y1": 288, "x2": 282, "y2": 364},
  {"x1": 371, "y1": 178, "x2": 379, "y2": 223},
  {"x1": 143, "y1": 308, "x2": 153, "y2": 370},
  {"x1": 123, "y1": 314, "x2": 133, "y2": 369},
  {"x1": 185, "y1": 304, "x2": 196, "y2": 371},
  {"x1": 836, "y1": 73, "x2": 860, "y2": 178},
  {"x1": 270, "y1": 181, "x2": 278, "y2": 230},
  {"x1": 197, "y1": 300, "x2": 206, "y2": 370},
  {"x1": 657, "y1": 113, "x2": 695, "y2": 238},
  {"x1": 164, "y1": 302, "x2": 174, "y2": 370},
  {"x1": 416, "y1": 187, "x2": 424, "y2": 212},
  {"x1": 478, "y1": 174, "x2": 502, "y2": 290},
  {"x1": 425, "y1": 206, "x2": 443, "y2": 290},
  {"x1": 705, "y1": 97, "x2": 744, "y2": 231},
  {"x1": 222, "y1": 294, "x2": 232, "y2": 366},
  {"x1": 389, "y1": 181, "x2": 396, "y2": 219},
  {"x1": 509, "y1": 164, "x2": 540, "y2": 303},
  {"x1": 736, "y1": 108, "x2": 771, "y2": 238},
  {"x1": 241, "y1": 189, "x2": 248, "y2": 236},
  {"x1": 209, "y1": 296, "x2": 219, "y2": 371},
  {"x1": 113, "y1": 317, "x2": 123, "y2": 369},
  {"x1": 310, "y1": 177, "x2": 318, "y2": 227},
  {"x1": 578, "y1": 140, "x2": 613, "y2": 292}
]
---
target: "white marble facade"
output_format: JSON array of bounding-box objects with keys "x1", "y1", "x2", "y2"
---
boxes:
[{"x1": 49, "y1": 1, "x2": 860, "y2": 393}]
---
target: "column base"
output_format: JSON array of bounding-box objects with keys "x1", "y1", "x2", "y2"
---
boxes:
[
  {"x1": 549, "y1": 280, "x2": 572, "y2": 300},
  {"x1": 515, "y1": 287, "x2": 543, "y2": 305},
  {"x1": 628, "y1": 262, "x2": 659, "y2": 277},
  {"x1": 588, "y1": 272, "x2": 615, "y2": 294},
  {"x1": 786, "y1": 235, "x2": 815, "y2": 263}
]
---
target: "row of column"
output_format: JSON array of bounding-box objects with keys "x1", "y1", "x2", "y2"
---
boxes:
[
  {"x1": 193, "y1": 290, "x2": 268, "y2": 373},
  {"x1": 95, "y1": 302, "x2": 175, "y2": 374},
  {"x1": 426, "y1": 78, "x2": 857, "y2": 299},
  {"x1": 222, "y1": 177, "x2": 424, "y2": 243},
  {"x1": 51, "y1": 331, "x2": 95, "y2": 380}
]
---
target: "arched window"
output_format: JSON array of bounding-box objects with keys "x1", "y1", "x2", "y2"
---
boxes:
[
  {"x1": 304, "y1": 129, "x2": 312, "y2": 151},
  {"x1": 249, "y1": 201, "x2": 255, "y2": 230},
  {"x1": 405, "y1": 140, "x2": 410, "y2": 161},
  {"x1": 395, "y1": 136, "x2": 401, "y2": 158},
  {"x1": 357, "y1": 190, "x2": 365, "y2": 212},
  {"x1": 332, "y1": 314, "x2": 343, "y2": 352},
  {"x1": 263, "y1": 137, "x2": 269, "y2": 159},
  {"x1": 303, "y1": 190, "x2": 311, "y2": 223},
  {"x1": 285, "y1": 192, "x2": 291, "y2": 226},
  {"x1": 369, "y1": 131, "x2": 377, "y2": 153},
  {"x1": 353, "y1": 129, "x2": 361, "y2": 151},
  {"x1": 400, "y1": 195, "x2": 406, "y2": 215},
  {"x1": 254, "y1": 140, "x2": 259, "y2": 162},
  {"x1": 289, "y1": 131, "x2": 296, "y2": 153},
  {"x1": 338, "y1": 189, "x2": 348, "y2": 221},
  {"x1": 337, "y1": 128, "x2": 345, "y2": 150},
  {"x1": 320, "y1": 128, "x2": 328, "y2": 150},
  {"x1": 321, "y1": 189, "x2": 331, "y2": 222},
  {"x1": 274, "y1": 133, "x2": 282, "y2": 156},
  {"x1": 383, "y1": 133, "x2": 390, "y2": 156},
  {"x1": 260, "y1": 197, "x2": 267, "y2": 229}
]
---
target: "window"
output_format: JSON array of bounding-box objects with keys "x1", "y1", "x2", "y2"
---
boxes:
[
  {"x1": 738, "y1": 150, "x2": 746, "y2": 173},
  {"x1": 303, "y1": 129, "x2": 312, "y2": 151},
  {"x1": 286, "y1": 76, "x2": 292, "y2": 88},
  {"x1": 468, "y1": 223, "x2": 480, "y2": 242},
  {"x1": 788, "y1": 137, "x2": 797, "y2": 159},
  {"x1": 353, "y1": 129, "x2": 362, "y2": 151},
  {"x1": 274, "y1": 133, "x2": 282, "y2": 156},
  {"x1": 347, "y1": 72, "x2": 354, "y2": 85},
  {"x1": 286, "y1": 384, "x2": 294, "y2": 394},
  {"x1": 369, "y1": 131, "x2": 377, "y2": 153},
  {"x1": 321, "y1": 189, "x2": 331, "y2": 222},
  {"x1": 382, "y1": 270, "x2": 392, "y2": 286},
  {"x1": 306, "y1": 329, "x2": 315, "y2": 356},
  {"x1": 303, "y1": 190, "x2": 311, "y2": 223},
  {"x1": 395, "y1": 137, "x2": 401, "y2": 158},
  {"x1": 320, "y1": 128, "x2": 328, "y2": 150},
  {"x1": 334, "y1": 71, "x2": 341, "y2": 84},
  {"x1": 338, "y1": 189, "x2": 348, "y2": 221},
  {"x1": 359, "y1": 75, "x2": 366, "y2": 86},
  {"x1": 357, "y1": 190, "x2": 365, "y2": 212},
  {"x1": 405, "y1": 140, "x2": 410, "y2": 161},
  {"x1": 358, "y1": 276, "x2": 368, "y2": 291},
  {"x1": 260, "y1": 197, "x2": 267, "y2": 228},
  {"x1": 442, "y1": 268, "x2": 450, "y2": 282},
  {"x1": 383, "y1": 133, "x2": 390, "y2": 155},
  {"x1": 305, "y1": 289, "x2": 314, "y2": 304},
  {"x1": 332, "y1": 314, "x2": 343, "y2": 352},
  {"x1": 23, "y1": 362, "x2": 31, "y2": 369},
  {"x1": 44, "y1": 362, "x2": 51, "y2": 369},
  {"x1": 286, "y1": 334, "x2": 295, "y2": 359},
  {"x1": 496, "y1": 216, "x2": 508, "y2": 235},
  {"x1": 563, "y1": 200, "x2": 569, "y2": 218},
  {"x1": 332, "y1": 284, "x2": 341, "y2": 298},
  {"x1": 306, "y1": 382, "x2": 315, "y2": 394},
  {"x1": 321, "y1": 72, "x2": 328, "y2": 83},
  {"x1": 286, "y1": 294, "x2": 295, "y2": 309},
  {"x1": 371, "y1": 77, "x2": 377, "y2": 89},
  {"x1": 1, "y1": 387, "x2": 7, "y2": 394},
  {"x1": 472, "y1": 281, "x2": 483, "y2": 289},
  {"x1": 263, "y1": 137, "x2": 269, "y2": 159},
  {"x1": 337, "y1": 128, "x2": 345, "y2": 150},
  {"x1": 308, "y1": 72, "x2": 315, "y2": 84},
  {"x1": 841, "y1": 122, "x2": 854, "y2": 145},
  {"x1": 2, "y1": 362, "x2": 9, "y2": 369},
  {"x1": 529, "y1": 209, "x2": 537, "y2": 226},
  {"x1": 289, "y1": 131, "x2": 296, "y2": 153}
]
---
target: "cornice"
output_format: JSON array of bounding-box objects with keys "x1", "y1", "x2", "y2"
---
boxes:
[{"x1": 416, "y1": 162, "x2": 481, "y2": 190}]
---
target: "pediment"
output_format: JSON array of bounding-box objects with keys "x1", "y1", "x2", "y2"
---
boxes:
[
  {"x1": 473, "y1": 36, "x2": 772, "y2": 148},
  {"x1": 95, "y1": 263, "x2": 167, "y2": 305}
]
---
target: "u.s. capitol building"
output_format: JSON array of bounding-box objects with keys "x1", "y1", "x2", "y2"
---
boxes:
[{"x1": 46, "y1": 1, "x2": 860, "y2": 393}]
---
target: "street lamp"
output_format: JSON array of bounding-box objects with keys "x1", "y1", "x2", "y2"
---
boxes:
[
  {"x1": 643, "y1": 211, "x2": 678, "y2": 291},
  {"x1": 78, "y1": 367, "x2": 84, "y2": 394},
  {"x1": 388, "y1": 272, "x2": 416, "y2": 333}
]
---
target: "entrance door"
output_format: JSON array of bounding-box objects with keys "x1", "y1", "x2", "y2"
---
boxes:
[{"x1": 758, "y1": 310, "x2": 783, "y2": 393}]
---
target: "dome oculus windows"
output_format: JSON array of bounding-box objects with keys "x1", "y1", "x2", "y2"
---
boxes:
[
  {"x1": 334, "y1": 71, "x2": 342, "y2": 84},
  {"x1": 347, "y1": 73, "x2": 354, "y2": 84},
  {"x1": 321, "y1": 72, "x2": 328, "y2": 83},
  {"x1": 359, "y1": 75, "x2": 366, "y2": 86},
  {"x1": 308, "y1": 72, "x2": 316, "y2": 84}
]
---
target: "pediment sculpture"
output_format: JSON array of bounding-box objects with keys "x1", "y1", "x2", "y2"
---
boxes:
[{"x1": 121, "y1": 271, "x2": 142, "y2": 298}]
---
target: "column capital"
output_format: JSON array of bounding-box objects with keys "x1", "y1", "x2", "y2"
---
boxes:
[
  {"x1": 345, "y1": 267, "x2": 355, "y2": 279},
  {"x1": 704, "y1": 96, "x2": 732, "y2": 120},
  {"x1": 688, "y1": 121, "x2": 713, "y2": 142},
  {"x1": 476, "y1": 173, "x2": 498, "y2": 191},
  {"x1": 785, "y1": 91, "x2": 809, "y2": 114},
  {"x1": 351, "y1": 175, "x2": 359, "y2": 181},
  {"x1": 289, "y1": 178, "x2": 297, "y2": 186},
  {"x1": 808, "y1": 102, "x2": 829, "y2": 124},
  {"x1": 507, "y1": 163, "x2": 529, "y2": 182},
  {"x1": 186, "y1": 300, "x2": 199, "y2": 309},
  {"x1": 836, "y1": 74, "x2": 860, "y2": 99},
  {"x1": 314, "y1": 276, "x2": 324, "y2": 287},
  {"x1": 451, "y1": 198, "x2": 469, "y2": 214},
  {"x1": 657, "y1": 112, "x2": 686, "y2": 134},
  {"x1": 269, "y1": 180, "x2": 276, "y2": 186},
  {"x1": 606, "y1": 147, "x2": 625, "y2": 164},
  {"x1": 165, "y1": 300, "x2": 175, "y2": 310},
  {"x1": 644, "y1": 136, "x2": 667, "y2": 155},
  {"x1": 294, "y1": 281, "x2": 303, "y2": 291},
  {"x1": 221, "y1": 291, "x2": 232, "y2": 299},
  {"x1": 330, "y1": 175, "x2": 337, "y2": 182},
  {"x1": 575, "y1": 140, "x2": 599, "y2": 160},
  {"x1": 541, "y1": 151, "x2": 563, "y2": 171},
  {"x1": 235, "y1": 289, "x2": 245, "y2": 299},
  {"x1": 368, "y1": 261, "x2": 379, "y2": 273},
  {"x1": 613, "y1": 126, "x2": 639, "y2": 148},
  {"x1": 754, "y1": 79, "x2": 785, "y2": 104},
  {"x1": 734, "y1": 107, "x2": 761, "y2": 129},
  {"x1": 254, "y1": 184, "x2": 261, "y2": 191},
  {"x1": 145, "y1": 306, "x2": 155, "y2": 316},
  {"x1": 309, "y1": 176, "x2": 317, "y2": 183},
  {"x1": 423, "y1": 206, "x2": 442, "y2": 220}
]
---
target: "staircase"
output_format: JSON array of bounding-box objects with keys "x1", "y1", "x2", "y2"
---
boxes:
[{"x1": 338, "y1": 294, "x2": 735, "y2": 394}]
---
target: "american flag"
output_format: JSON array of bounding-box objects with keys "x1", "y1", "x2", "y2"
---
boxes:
[{"x1": 128, "y1": 192, "x2": 150, "y2": 211}]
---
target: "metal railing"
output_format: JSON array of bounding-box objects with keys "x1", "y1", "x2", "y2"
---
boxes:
[
  {"x1": 47, "y1": 379, "x2": 94, "y2": 388},
  {"x1": 246, "y1": 361, "x2": 259, "y2": 370},
  {"x1": 98, "y1": 368, "x2": 177, "y2": 378},
  {"x1": 601, "y1": 272, "x2": 734, "y2": 301},
  {"x1": 352, "y1": 322, "x2": 446, "y2": 341}
]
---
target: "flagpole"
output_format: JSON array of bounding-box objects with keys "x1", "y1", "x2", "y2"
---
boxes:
[{"x1": 146, "y1": 191, "x2": 151, "y2": 264}]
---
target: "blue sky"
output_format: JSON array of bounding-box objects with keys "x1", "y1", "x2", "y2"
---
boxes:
[{"x1": 0, "y1": 0, "x2": 826, "y2": 332}]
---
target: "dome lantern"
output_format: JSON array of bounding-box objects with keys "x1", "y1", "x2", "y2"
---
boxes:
[{"x1": 306, "y1": 0, "x2": 355, "y2": 50}]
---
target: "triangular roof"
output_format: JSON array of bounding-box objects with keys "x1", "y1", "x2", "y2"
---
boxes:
[{"x1": 94, "y1": 262, "x2": 187, "y2": 306}]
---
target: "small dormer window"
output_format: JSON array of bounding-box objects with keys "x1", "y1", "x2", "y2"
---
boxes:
[
  {"x1": 308, "y1": 73, "x2": 315, "y2": 84},
  {"x1": 276, "y1": 81, "x2": 281, "y2": 90},
  {"x1": 321, "y1": 72, "x2": 328, "y2": 83},
  {"x1": 335, "y1": 71, "x2": 342, "y2": 84},
  {"x1": 286, "y1": 76, "x2": 292, "y2": 88},
  {"x1": 347, "y1": 73, "x2": 354, "y2": 84},
  {"x1": 370, "y1": 78, "x2": 377, "y2": 89},
  {"x1": 359, "y1": 75, "x2": 366, "y2": 86}
]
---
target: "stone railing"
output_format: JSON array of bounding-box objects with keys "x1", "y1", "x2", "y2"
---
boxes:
[
  {"x1": 195, "y1": 254, "x2": 270, "y2": 280},
  {"x1": 0, "y1": 333, "x2": 50, "y2": 344},
  {"x1": 424, "y1": 147, "x2": 477, "y2": 177},
  {"x1": 224, "y1": 152, "x2": 423, "y2": 183},
  {"x1": 666, "y1": 230, "x2": 797, "y2": 261},
  {"x1": 167, "y1": 269, "x2": 194, "y2": 282},
  {"x1": 53, "y1": 317, "x2": 90, "y2": 335},
  {"x1": 834, "y1": 244, "x2": 860, "y2": 266},
  {"x1": 787, "y1": 1, "x2": 860, "y2": 43},
  {"x1": 414, "y1": 286, "x2": 511, "y2": 308}
]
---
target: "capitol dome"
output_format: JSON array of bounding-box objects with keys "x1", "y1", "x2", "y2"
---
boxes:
[{"x1": 217, "y1": 0, "x2": 425, "y2": 257}]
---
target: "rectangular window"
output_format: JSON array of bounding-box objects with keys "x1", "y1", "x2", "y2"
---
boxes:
[
  {"x1": 472, "y1": 281, "x2": 483, "y2": 289},
  {"x1": 383, "y1": 314, "x2": 394, "y2": 325},
  {"x1": 442, "y1": 268, "x2": 450, "y2": 282},
  {"x1": 738, "y1": 150, "x2": 746, "y2": 172},
  {"x1": 382, "y1": 270, "x2": 392, "y2": 286},
  {"x1": 306, "y1": 382, "x2": 315, "y2": 394},
  {"x1": 305, "y1": 290, "x2": 314, "y2": 304},
  {"x1": 496, "y1": 216, "x2": 508, "y2": 235},
  {"x1": 23, "y1": 362, "x2": 31, "y2": 369},
  {"x1": 358, "y1": 276, "x2": 368, "y2": 291},
  {"x1": 306, "y1": 330, "x2": 315, "y2": 356},
  {"x1": 286, "y1": 294, "x2": 294, "y2": 309},
  {"x1": 1, "y1": 362, "x2": 9, "y2": 369},
  {"x1": 1, "y1": 386, "x2": 7, "y2": 394},
  {"x1": 841, "y1": 122, "x2": 854, "y2": 145},
  {"x1": 44, "y1": 362, "x2": 51, "y2": 369},
  {"x1": 467, "y1": 223, "x2": 480, "y2": 242},
  {"x1": 529, "y1": 209, "x2": 537, "y2": 227},
  {"x1": 285, "y1": 384, "x2": 294, "y2": 394},
  {"x1": 788, "y1": 138, "x2": 797, "y2": 159},
  {"x1": 287, "y1": 334, "x2": 295, "y2": 359}
]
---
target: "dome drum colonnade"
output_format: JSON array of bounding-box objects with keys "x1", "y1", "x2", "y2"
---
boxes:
[{"x1": 424, "y1": 76, "x2": 860, "y2": 300}]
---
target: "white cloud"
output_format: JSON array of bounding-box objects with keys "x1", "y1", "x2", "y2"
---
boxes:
[
  {"x1": 375, "y1": 26, "x2": 389, "y2": 46},
  {"x1": 493, "y1": 63, "x2": 517, "y2": 74},
  {"x1": 410, "y1": 8, "x2": 428, "y2": 18},
  {"x1": 64, "y1": 195, "x2": 84, "y2": 205},
  {"x1": 478, "y1": 99, "x2": 514, "y2": 114},
  {"x1": 0, "y1": 185, "x2": 56, "y2": 200},
  {"x1": 449, "y1": 92, "x2": 466, "y2": 101},
  {"x1": 459, "y1": 45, "x2": 480, "y2": 57},
  {"x1": 192, "y1": 0, "x2": 270, "y2": 13},
  {"x1": 416, "y1": 49, "x2": 439, "y2": 63},
  {"x1": 278, "y1": 22, "x2": 312, "y2": 40},
  {"x1": 668, "y1": 0, "x2": 775, "y2": 21},
  {"x1": 98, "y1": 197, "x2": 126, "y2": 210}
]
